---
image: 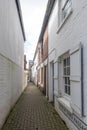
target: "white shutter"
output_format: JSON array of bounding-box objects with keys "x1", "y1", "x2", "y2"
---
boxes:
[{"x1": 70, "y1": 43, "x2": 84, "y2": 116}]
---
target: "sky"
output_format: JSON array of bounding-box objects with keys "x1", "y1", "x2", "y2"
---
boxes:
[{"x1": 20, "y1": 0, "x2": 48, "y2": 66}]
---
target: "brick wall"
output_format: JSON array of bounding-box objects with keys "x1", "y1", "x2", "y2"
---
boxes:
[
  {"x1": 43, "y1": 27, "x2": 48, "y2": 61},
  {"x1": 37, "y1": 69, "x2": 40, "y2": 84},
  {"x1": 41, "y1": 67, "x2": 43, "y2": 84},
  {"x1": 38, "y1": 48, "x2": 40, "y2": 65}
]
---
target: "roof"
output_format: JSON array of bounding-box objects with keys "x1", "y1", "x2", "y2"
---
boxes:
[
  {"x1": 15, "y1": 0, "x2": 26, "y2": 41},
  {"x1": 38, "y1": 0, "x2": 55, "y2": 43}
]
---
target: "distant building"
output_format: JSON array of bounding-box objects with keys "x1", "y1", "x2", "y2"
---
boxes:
[
  {"x1": 29, "y1": 60, "x2": 34, "y2": 81},
  {"x1": 0, "y1": 0, "x2": 26, "y2": 129},
  {"x1": 31, "y1": 46, "x2": 38, "y2": 85}
]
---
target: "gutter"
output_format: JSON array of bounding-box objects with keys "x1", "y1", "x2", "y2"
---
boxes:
[
  {"x1": 15, "y1": 0, "x2": 26, "y2": 41},
  {"x1": 38, "y1": 0, "x2": 55, "y2": 43},
  {"x1": 33, "y1": 0, "x2": 55, "y2": 61}
]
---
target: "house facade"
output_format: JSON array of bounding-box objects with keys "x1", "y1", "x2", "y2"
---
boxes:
[
  {"x1": 37, "y1": 42, "x2": 44, "y2": 91},
  {"x1": 37, "y1": 26, "x2": 48, "y2": 96},
  {"x1": 47, "y1": 0, "x2": 87, "y2": 130},
  {"x1": 0, "y1": 0, "x2": 25, "y2": 129},
  {"x1": 29, "y1": 60, "x2": 34, "y2": 82},
  {"x1": 31, "y1": 49, "x2": 38, "y2": 85},
  {"x1": 36, "y1": 0, "x2": 55, "y2": 97}
]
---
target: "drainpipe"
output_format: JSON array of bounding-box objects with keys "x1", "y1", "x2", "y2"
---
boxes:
[
  {"x1": 58, "y1": 57, "x2": 62, "y2": 97},
  {"x1": 81, "y1": 44, "x2": 85, "y2": 117}
]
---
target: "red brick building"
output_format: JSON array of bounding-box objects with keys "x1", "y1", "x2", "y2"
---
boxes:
[
  {"x1": 37, "y1": 27, "x2": 48, "y2": 96},
  {"x1": 36, "y1": 0, "x2": 54, "y2": 97}
]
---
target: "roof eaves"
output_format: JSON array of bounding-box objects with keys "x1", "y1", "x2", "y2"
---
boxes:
[
  {"x1": 33, "y1": 0, "x2": 55, "y2": 61},
  {"x1": 15, "y1": 0, "x2": 26, "y2": 41},
  {"x1": 38, "y1": 0, "x2": 55, "y2": 43}
]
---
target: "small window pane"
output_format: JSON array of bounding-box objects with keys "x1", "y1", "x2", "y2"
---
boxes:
[
  {"x1": 64, "y1": 68, "x2": 66, "y2": 75},
  {"x1": 67, "y1": 67, "x2": 70, "y2": 75},
  {"x1": 65, "y1": 77, "x2": 67, "y2": 84},
  {"x1": 67, "y1": 57, "x2": 70, "y2": 66},
  {"x1": 67, "y1": 77, "x2": 70, "y2": 85},
  {"x1": 64, "y1": 59, "x2": 66, "y2": 67},
  {"x1": 68, "y1": 86, "x2": 70, "y2": 95},
  {"x1": 65, "y1": 85, "x2": 67, "y2": 93},
  {"x1": 62, "y1": 0, "x2": 66, "y2": 7},
  {"x1": 63, "y1": 0, "x2": 71, "y2": 19}
]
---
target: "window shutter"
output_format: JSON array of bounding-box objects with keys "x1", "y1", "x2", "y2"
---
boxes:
[{"x1": 70, "y1": 43, "x2": 84, "y2": 116}]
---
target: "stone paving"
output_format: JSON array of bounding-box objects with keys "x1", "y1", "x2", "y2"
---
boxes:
[{"x1": 2, "y1": 83, "x2": 69, "y2": 130}]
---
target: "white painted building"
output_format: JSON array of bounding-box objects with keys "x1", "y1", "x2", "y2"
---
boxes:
[
  {"x1": 31, "y1": 49, "x2": 38, "y2": 85},
  {"x1": 48, "y1": 0, "x2": 87, "y2": 130},
  {"x1": 0, "y1": 0, "x2": 26, "y2": 129}
]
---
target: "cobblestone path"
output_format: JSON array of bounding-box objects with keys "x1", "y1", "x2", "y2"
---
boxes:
[{"x1": 2, "y1": 83, "x2": 68, "y2": 130}]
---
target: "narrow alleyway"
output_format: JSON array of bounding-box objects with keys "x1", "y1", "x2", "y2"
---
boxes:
[{"x1": 2, "y1": 83, "x2": 68, "y2": 130}]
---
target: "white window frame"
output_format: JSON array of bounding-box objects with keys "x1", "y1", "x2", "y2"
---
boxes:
[
  {"x1": 57, "y1": 0, "x2": 72, "y2": 33},
  {"x1": 62, "y1": 0, "x2": 72, "y2": 20},
  {"x1": 58, "y1": 52, "x2": 72, "y2": 112},
  {"x1": 58, "y1": 52, "x2": 71, "y2": 100},
  {"x1": 63, "y1": 56, "x2": 70, "y2": 96},
  {"x1": 58, "y1": 44, "x2": 83, "y2": 115}
]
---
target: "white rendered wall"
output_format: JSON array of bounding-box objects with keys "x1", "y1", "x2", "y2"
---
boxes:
[
  {"x1": 32, "y1": 54, "x2": 38, "y2": 85},
  {"x1": 0, "y1": 0, "x2": 25, "y2": 129},
  {"x1": 48, "y1": 0, "x2": 87, "y2": 129},
  {"x1": 23, "y1": 71, "x2": 28, "y2": 90}
]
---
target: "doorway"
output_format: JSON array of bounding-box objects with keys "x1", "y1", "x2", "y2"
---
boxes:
[{"x1": 50, "y1": 62, "x2": 54, "y2": 103}]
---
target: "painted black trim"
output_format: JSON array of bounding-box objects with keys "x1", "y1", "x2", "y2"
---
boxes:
[{"x1": 15, "y1": 0, "x2": 26, "y2": 41}]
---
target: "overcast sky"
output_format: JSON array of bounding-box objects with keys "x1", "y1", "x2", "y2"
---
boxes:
[{"x1": 20, "y1": 0, "x2": 48, "y2": 65}]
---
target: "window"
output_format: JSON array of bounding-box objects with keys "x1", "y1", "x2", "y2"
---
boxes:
[
  {"x1": 58, "y1": 0, "x2": 72, "y2": 28},
  {"x1": 63, "y1": 56, "x2": 70, "y2": 95},
  {"x1": 62, "y1": 0, "x2": 72, "y2": 20},
  {"x1": 58, "y1": 44, "x2": 83, "y2": 115}
]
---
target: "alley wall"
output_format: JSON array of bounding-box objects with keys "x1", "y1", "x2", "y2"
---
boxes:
[
  {"x1": 0, "y1": 0, "x2": 25, "y2": 129},
  {"x1": 48, "y1": 0, "x2": 87, "y2": 130}
]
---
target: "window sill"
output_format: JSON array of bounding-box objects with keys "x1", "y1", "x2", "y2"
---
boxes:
[
  {"x1": 57, "y1": 9, "x2": 73, "y2": 34},
  {"x1": 57, "y1": 97, "x2": 72, "y2": 113}
]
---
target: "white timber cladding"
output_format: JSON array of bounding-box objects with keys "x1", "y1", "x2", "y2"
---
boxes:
[
  {"x1": 0, "y1": 0, "x2": 25, "y2": 129},
  {"x1": 48, "y1": 0, "x2": 87, "y2": 129},
  {"x1": 0, "y1": 0, "x2": 24, "y2": 67}
]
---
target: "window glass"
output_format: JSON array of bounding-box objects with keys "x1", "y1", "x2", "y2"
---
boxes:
[
  {"x1": 67, "y1": 57, "x2": 70, "y2": 66},
  {"x1": 63, "y1": 56, "x2": 70, "y2": 95},
  {"x1": 62, "y1": 0, "x2": 67, "y2": 8},
  {"x1": 67, "y1": 67, "x2": 70, "y2": 75},
  {"x1": 64, "y1": 59, "x2": 66, "y2": 67},
  {"x1": 62, "y1": 0, "x2": 72, "y2": 19}
]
